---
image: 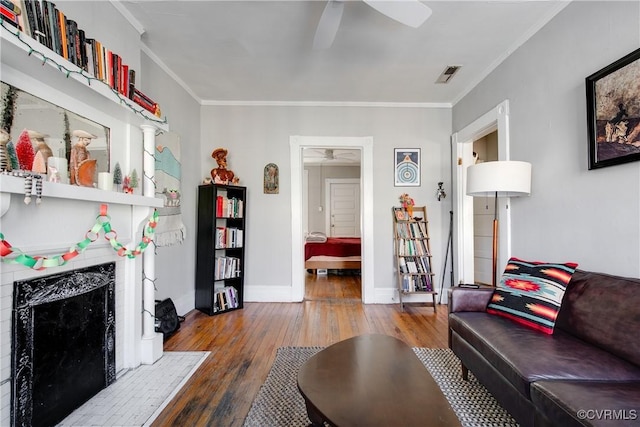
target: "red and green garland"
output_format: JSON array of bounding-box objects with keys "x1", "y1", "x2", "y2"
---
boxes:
[{"x1": 0, "y1": 204, "x2": 158, "y2": 270}]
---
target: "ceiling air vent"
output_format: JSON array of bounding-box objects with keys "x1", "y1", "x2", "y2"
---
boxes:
[{"x1": 435, "y1": 65, "x2": 461, "y2": 84}]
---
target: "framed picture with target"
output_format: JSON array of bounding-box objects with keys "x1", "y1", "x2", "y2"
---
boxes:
[{"x1": 394, "y1": 148, "x2": 421, "y2": 186}]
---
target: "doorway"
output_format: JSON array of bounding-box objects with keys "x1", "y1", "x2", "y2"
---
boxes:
[
  {"x1": 451, "y1": 100, "x2": 512, "y2": 287},
  {"x1": 290, "y1": 136, "x2": 374, "y2": 303}
]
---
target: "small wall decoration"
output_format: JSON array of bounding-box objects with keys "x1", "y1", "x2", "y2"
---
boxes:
[
  {"x1": 586, "y1": 48, "x2": 640, "y2": 169},
  {"x1": 394, "y1": 148, "x2": 421, "y2": 186},
  {"x1": 155, "y1": 131, "x2": 186, "y2": 247},
  {"x1": 263, "y1": 163, "x2": 279, "y2": 194}
]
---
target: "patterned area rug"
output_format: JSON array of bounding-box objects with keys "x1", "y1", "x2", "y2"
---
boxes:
[{"x1": 243, "y1": 347, "x2": 518, "y2": 427}]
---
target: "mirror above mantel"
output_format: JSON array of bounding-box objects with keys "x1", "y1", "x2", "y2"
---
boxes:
[{"x1": 1, "y1": 81, "x2": 110, "y2": 183}]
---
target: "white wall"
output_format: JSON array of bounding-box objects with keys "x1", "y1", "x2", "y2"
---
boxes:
[
  {"x1": 453, "y1": 1, "x2": 640, "y2": 278},
  {"x1": 200, "y1": 106, "x2": 452, "y2": 298}
]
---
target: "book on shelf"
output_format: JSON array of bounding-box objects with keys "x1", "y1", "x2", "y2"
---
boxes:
[
  {"x1": 216, "y1": 195, "x2": 244, "y2": 218},
  {"x1": 214, "y1": 226, "x2": 243, "y2": 249},
  {"x1": 214, "y1": 256, "x2": 241, "y2": 280},
  {"x1": 67, "y1": 19, "x2": 79, "y2": 65},
  {"x1": 7, "y1": 0, "x2": 161, "y2": 117},
  {"x1": 401, "y1": 275, "x2": 433, "y2": 293},
  {"x1": 398, "y1": 256, "x2": 408, "y2": 273},
  {"x1": 406, "y1": 259, "x2": 418, "y2": 273},
  {"x1": 132, "y1": 88, "x2": 160, "y2": 115},
  {"x1": 393, "y1": 207, "x2": 408, "y2": 221},
  {"x1": 57, "y1": 7, "x2": 68, "y2": 59},
  {"x1": 213, "y1": 286, "x2": 239, "y2": 312},
  {"x1": 42, "y1": 0, "x2": 56, "y2": 53},
  {"x1": 215, "y1": 226, "x2": 226, "y2": 249},
  {"x1": 15, "y1": 0, "x2": 29, "y2": 34},
  {"x1": 128, "y1": 68, "x2": 136, "y2": 99},
  {"x1": 1, "y1": 0, "x2": 20, "y2": 15},
  {"x1": 1, "y1": 0, "x2": 20, "y2": 28}
]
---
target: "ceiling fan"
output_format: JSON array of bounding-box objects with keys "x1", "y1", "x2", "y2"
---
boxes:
[
  {"x1": 304, "y1": 149, "x2": 360, "y2": 164},
  {"x1": 313, "y1": 0, "x2": 433, "y2": 50}
]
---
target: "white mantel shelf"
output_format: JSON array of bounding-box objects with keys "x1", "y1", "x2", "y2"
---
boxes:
[{"x1": 0, "y1": 175, "x2": 162, "y2": 211}]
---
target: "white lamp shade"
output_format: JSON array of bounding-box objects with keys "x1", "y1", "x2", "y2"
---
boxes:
[{"x1": 466, "y1": 160, "x2": 532, "y2": 197}]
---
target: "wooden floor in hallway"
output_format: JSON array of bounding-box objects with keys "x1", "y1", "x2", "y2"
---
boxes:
[{"x1": 152, "y1": 272, "x2": 449, "y2": 427}]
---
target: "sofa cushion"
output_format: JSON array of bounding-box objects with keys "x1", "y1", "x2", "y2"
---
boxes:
[
  {"x1": 449, "y1": 312, "x2": 640, "y2": 399},
  {"x1": 486, "y1": 258, "x2": 578, "y2": 334},
  {"x1": 555, "y1": 269, "x2": 640, "y2": 367},
  {"x1": 531, "y1": 380, "x2": 640, "y2": 427}
]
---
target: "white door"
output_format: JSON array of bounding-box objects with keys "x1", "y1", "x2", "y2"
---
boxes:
[{"x1": 325, "y1": 179, "x2": 360, "y2": 237}]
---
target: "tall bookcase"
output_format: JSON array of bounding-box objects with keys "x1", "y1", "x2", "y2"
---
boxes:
[
  {"x1": 393, "y1": 206, "x2": 437, "y2": 312},
  {"x1": 195, "y1": 184, "x2": 246, "y2": 315}
]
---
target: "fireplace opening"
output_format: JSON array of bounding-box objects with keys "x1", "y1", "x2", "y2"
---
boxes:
[{"x1": 12, "y1": 263, "x2": 116, "y2": 427}]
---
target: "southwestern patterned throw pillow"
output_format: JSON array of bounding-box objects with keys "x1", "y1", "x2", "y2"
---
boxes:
[{"x1": 486, "y1": 258, "x2": 578, "y2": 334}]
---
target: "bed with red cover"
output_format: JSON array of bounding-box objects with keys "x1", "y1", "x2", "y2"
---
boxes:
[{"x1": 304, "y1": 237, "x2": 361, "y2": 271}]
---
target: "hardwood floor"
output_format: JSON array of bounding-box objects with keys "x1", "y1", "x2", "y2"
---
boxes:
[{"x1": 152, "y1": 273, "x2": 450, "y2": 427}]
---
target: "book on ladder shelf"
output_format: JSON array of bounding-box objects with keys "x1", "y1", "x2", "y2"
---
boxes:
[{"x1": 392, "y1": 205, "x2": 438, "y2": 312}]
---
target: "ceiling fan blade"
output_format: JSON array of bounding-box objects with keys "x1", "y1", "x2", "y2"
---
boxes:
[
  {"x1": 363, "y1": 0, "x2": 432, "y2": 28},
  {"x1": 313, "y1": 0, "x2": 345, "y2": 50}
]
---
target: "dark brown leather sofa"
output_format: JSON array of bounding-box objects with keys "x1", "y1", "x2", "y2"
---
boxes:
[{"x1": 448, "y1": 269, "x2": 640, "y2": 427}]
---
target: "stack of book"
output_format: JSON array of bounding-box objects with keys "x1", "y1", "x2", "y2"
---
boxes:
[
  {"x1": 214, "y1": 286, "x2": 239, "y2": 312},
  {"x1": 216, "y1": 196, "x2": 244, "y2": 218},
  {"x1": 2, "y1": 0, "x2": 160, "y2": 117},
  {"x1": 215, "y1": 226, "x2": 243, "y2": 249},
  {"x1": 214, "y1": 256, "x2": 241, "y2": 280},
  {"x1": 401, "y1": 275, "x2": 433, "y2": 293},
  {"x1": 1, "y1": 0, "x2": 20, "y2": 28}
]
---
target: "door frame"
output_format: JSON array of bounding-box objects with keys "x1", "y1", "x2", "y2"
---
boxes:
[
  {"x1": 451, "y1": 100, "x2": 512, "y2": 286},
  {"x1": 290, "y1": 136, "x2": 374, "y2": 303},
  {"x1": 325, "y1": 178, "x2": 361, "y2": 237}
]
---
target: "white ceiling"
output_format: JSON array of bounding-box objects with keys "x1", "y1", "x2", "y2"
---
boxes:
[{"x1": 119, "y1": 0, "x2": 570, "y2": 105}]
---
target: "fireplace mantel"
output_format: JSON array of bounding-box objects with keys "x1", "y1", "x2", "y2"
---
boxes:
[{"x1": 0, "y1": 175, "x2": 163, "y2": 217}]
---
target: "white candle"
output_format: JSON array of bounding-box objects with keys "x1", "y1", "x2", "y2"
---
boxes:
[
  {"x1": 98, "y1": 172, "x2": 113, "y2": 191},
  {"x1": 47, "y1": 157, "x2": 68, "y2": 184}
]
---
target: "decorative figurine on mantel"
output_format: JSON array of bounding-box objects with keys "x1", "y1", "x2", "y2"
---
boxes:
[
  {"x1": 69, "y1": 130, "x2": 97, "y2": 186},
  {"x1": 15, "y1": 129, "x2": 35, "y2": 171},
  {"x1": 30, "y1": 130, "x2": 53, "y2": 174},
  {"x1": 210, "y1": 147, "x2": 239, "y2": 184}
]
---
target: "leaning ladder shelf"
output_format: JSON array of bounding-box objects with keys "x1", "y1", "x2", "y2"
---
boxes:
[{"x1": 393, "y1": 206, "x2": 437, "y2": 312}]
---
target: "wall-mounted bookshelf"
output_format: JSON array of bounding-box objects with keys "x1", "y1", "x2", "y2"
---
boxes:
[{"x1": 0, "y1": 21, "x2": 167, "y2": 131}]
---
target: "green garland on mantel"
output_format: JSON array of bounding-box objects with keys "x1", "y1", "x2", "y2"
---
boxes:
[
  {"x1": 0, "y1": 17, "x2": 168, "y2": 126},
  {"x1": 0, "y1": 204, "x2": 159, "y2": 270}
]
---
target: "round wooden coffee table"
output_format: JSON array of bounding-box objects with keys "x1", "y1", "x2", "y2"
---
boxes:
[{"x1": 297, "y1": 334, "x2": 461, "y2": 426}]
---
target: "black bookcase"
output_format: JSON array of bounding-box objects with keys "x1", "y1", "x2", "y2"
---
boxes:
[{"x1": 195, "y1": 184, "x2": 246, "y2": 315}]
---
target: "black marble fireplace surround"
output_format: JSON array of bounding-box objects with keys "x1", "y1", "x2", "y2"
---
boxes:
[{"x1": 12, "y1": 263, "x2": 116, "y2": 427}]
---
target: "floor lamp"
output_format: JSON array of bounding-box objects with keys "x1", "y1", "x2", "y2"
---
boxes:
[{"x1": 466, "y1": 161, "x2": 531, "y2": 287}]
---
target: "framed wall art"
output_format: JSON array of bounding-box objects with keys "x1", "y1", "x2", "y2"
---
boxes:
[
  {"x1": 586, "y1": 48, "x2": 640, "y2": 169},
  {"x1": 394, "y1": 148, "x2": 420, "y2": 186},
  {"x1": 263, "y1": 163, "x2": 279, "y2": 194}
]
